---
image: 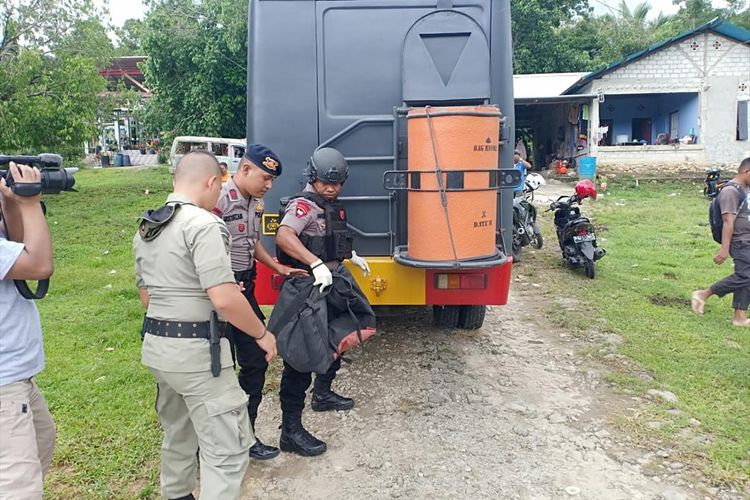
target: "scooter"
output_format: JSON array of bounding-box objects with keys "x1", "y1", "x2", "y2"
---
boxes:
[
  {"x1": 704, "y1": 168, "x2": 724, "y2": 198},
  {"x1": 512, "y1": 173, "x2": 545, "y2": 263},
  {"x1": 547, "y1": 179, "x2": 606, "y2": 279}
]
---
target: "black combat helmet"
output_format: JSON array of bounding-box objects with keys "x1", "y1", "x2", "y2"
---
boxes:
[{"x1": 306, "y1": 147, "x2": 349, "y2": 184}]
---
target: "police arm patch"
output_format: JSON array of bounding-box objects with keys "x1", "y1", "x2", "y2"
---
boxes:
[{"x1": 294, "y1": 200, "x2": 310, "y2": 218}]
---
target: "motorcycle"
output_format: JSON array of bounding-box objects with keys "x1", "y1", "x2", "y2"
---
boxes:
[
  {"x1": 704, "y1": 168, "x2": 724, "y2": 198},
  {"x1": 512, "y1": 173, "x2": 545, "y2": 263},
  {"x1": 547, "y1": 179, "x2": 606, "y2": 279}
]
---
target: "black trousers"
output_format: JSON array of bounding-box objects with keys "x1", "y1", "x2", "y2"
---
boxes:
[
  {"x1": 279, "y1": 358, "x2": 341, "y2": 415},
  {"x1": 227, "y1": 268, "x2": 268, "y2": 420},
  {"x1": 711, "y1": 240, "x2": 750, "y2": 311}
]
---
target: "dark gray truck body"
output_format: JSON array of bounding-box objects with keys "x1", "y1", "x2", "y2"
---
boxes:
[{"x1": 247, "y1": 0, "x2": 515, "y2": 254}]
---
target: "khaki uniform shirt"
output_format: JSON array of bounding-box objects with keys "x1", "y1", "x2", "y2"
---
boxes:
[
  {"x1": 133, "y1": 193, "x2": 236, "y2": 372},
  {"x1": 279, "y1": 184, "x2": 326, "y2": 238},
  {"x1": 213, "y1": 178, "x2": 264, "y2": 272}
]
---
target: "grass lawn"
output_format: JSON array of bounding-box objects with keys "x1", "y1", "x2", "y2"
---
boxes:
[
  {"x1": 37, "y1": 167, "x2": 173, "y2": 498},
  {"x1": 523, "y1": 178, "x2": 749, "y2": 487},
  {"x1": 31, "y1": 167, "x2": 748, "y2": 496}
]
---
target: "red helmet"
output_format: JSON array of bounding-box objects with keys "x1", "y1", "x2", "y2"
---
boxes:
[{"x1": 574, "y1": 179, "x2": 597, "y2": 200}]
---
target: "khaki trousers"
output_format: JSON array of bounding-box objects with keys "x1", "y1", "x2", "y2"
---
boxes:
[
  {"x1": 0, "y1": 378, "x2": 56, "y2": 500},
  {"x1": 149, "y1": 366, "x2": 253, "y2": 500}
]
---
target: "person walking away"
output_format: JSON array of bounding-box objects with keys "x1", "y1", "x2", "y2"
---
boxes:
[{"x1": 692, "y1": 157, "x2": 750, "y2": 327}]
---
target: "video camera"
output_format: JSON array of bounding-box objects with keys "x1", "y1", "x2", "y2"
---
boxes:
[
  {"x1": 0, "y1": 153, "x2": 77, "y2": 300},
  {"x1": 0, "y1": 154, "x2": 78, "y2": 196}
]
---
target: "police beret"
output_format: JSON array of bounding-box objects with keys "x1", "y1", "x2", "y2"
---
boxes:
[{"x1": 245, "y1": 144, "x2": 282, "y2": 176}]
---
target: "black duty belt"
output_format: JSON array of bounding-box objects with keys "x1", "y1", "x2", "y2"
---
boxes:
[{"x1": 143, "y1": 317, "x2": 227, "y2": 339}]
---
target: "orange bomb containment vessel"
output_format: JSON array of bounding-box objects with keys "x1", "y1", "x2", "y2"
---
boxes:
[
  {"x1": 247, "y1": 0, "x2": 519, "y2": 329},
  {"x1": 406, "y1": 105, "x2": 501, "y2": 262}
]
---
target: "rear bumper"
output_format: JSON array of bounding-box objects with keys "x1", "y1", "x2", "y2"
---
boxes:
[{"x1": 254, "y1": 257, "x2": 512, "y2": 306}]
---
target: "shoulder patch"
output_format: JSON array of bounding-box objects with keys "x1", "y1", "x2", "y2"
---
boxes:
[{"x1": 295, "y1": 200, "x2": 310, "y2": 218}]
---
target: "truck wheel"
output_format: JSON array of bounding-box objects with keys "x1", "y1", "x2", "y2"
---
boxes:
[
  {"x1": 458, "y1": 305, "x2": 486, "y2": 330},
  {"x1": 433, "y1": 305, "x2": 460, "y2": 328}
]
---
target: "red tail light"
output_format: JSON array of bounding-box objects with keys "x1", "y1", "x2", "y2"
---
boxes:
[{"x1": 434, "y1": 273, "x2": 487, "y2": 290}]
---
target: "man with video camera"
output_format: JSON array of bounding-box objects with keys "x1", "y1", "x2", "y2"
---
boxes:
[{"x1": 0, "y1": 162, "x2": 56, "y2": 498}]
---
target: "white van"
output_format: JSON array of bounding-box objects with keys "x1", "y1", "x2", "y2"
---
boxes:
[{"x1": 169, "y1": 136, "x2": 246, "y2": 174}]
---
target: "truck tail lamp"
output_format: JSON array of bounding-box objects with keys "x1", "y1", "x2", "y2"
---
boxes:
[{"x1": 434, "y1": 273, "x2": 487, "y2": 290}]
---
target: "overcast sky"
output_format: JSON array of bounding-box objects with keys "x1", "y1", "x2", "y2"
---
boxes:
[
  {"x1": 591, "y1": 0, "x2": 733, "y2": 19},
  {"x1": 100, "y1": 0, "x2": 739, "y2": 26}
]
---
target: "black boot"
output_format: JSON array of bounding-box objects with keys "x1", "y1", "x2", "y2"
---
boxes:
[
  {"x1": 311, "y1": 378, "x2": 354, "y2": 412},
  {"x1": 249, "y1": 417, "x2": 280, "y2": 460},
  {"x1": 279, "y1": 412, "x2": 327, "y2": 457},
  {"x1": 169, "y1": 495, "x2": 195, "y2": 500}
]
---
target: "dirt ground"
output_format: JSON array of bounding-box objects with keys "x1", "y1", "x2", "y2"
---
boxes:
[
  {"x1": 230, "y1": 178, "x2": 745, "y2": 500},
  {"x1": 237, "y1": 280, "x2": 741, "y2": 500}
]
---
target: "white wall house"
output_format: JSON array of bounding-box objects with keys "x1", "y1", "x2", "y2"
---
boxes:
[{"x1": 566, "y1": 19, "x2": 750, "y2": 168}]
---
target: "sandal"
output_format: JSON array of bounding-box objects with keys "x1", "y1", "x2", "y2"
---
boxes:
[
  {"x1": 732, "y1": 319, "x2": 750, "y2": 327},
  {"x1": 691, "y1": 291, "x2": 706, "y2": 316}
]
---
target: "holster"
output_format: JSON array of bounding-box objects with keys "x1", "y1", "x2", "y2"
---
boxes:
[{"x1": 209, "y1": 311, "x2": 221, "y2": 377}]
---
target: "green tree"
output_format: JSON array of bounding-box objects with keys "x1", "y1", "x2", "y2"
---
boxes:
[
  {"x1": 511, "y1": 0, "x2": 592, "y2": 73},
  {"x1": 0, "y1": 0, "x2": 111, "y2": 160},
  {"x1": 115, "y1": 19, "x2": 147, "y2": 56},
  {"x1": 141, "y1": 0, "x2": 247, "y2": 141}
]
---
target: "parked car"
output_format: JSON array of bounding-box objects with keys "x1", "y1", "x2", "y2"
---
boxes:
[{"x1": 168, "y1": 136, "x2": 245, "y2": 174}]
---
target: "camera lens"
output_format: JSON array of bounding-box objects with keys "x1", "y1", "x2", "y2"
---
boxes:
[{"x1": 40, "y1": 168, "x2": 77, "y2": 194}]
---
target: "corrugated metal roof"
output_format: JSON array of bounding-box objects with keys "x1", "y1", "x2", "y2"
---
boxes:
[
  {"x1": 564, "y1": 18, "x2": 750, "y2": 94},
  {"x1": 513, "y1": 72, "x2": 589, "y2": 99}
]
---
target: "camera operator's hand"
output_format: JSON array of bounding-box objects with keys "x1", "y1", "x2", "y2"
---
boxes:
[
  {"x1": 0, "y1": 162, "x2": 42, "y2": 205},
  {"x1": 0, "y1": 162, "x2": 52, "y2": 280}
]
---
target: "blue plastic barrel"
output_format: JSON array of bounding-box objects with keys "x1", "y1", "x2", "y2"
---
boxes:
[
  {"x1": 114, "y1": 153, "x2": 123, "y2": 166},
  {"x1": 122, "y1": 154, "x2": 131, "y2": 167},
  {"x1": 578, "y1": 156, "x2": 597, "y2": 180}
]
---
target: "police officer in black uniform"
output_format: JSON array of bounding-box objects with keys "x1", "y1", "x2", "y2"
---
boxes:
[{"x1": 275, "y1": 147, "x2": 370, "y2": 456}]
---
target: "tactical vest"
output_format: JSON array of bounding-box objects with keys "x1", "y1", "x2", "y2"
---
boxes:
[{"x1": 277, "y1": 191, "x2": 353, "y2": 269}]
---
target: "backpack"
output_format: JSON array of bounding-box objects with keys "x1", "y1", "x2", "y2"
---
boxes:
[{"x1": 709, "y1": 182, "x2": 745, "y2": 244}]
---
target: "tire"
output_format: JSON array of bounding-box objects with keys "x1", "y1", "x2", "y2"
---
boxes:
[
  {"x1": 531, "y1": 223, "x2": 544, "y2": 249},
  {"x1": 584, "y1": 258, "x2": 596, "y2": 279},
  {"x1": 458, "y1": 305, "x2": 486, "y2": 330},
  {"x1": 433, "y1": 305, "x2": 460, "y2": 328}
]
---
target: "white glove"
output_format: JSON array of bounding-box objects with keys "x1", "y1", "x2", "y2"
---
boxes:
[
  {"x1": 311, "y1": 259, "x2": 333, "y2": 291},
  {"x1": 350, "y1": 250, "x2": 371, "y2": 277}
]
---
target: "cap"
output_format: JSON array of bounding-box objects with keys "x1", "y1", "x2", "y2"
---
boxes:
[{"x1": 245, "y1": 144, "x2": 282, "y2": 176}]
